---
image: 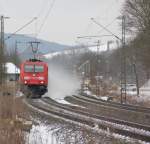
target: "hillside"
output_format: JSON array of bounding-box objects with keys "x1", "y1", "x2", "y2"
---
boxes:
[{"x1": 5, "y1": 34, "x2": 70, "y2": 60}]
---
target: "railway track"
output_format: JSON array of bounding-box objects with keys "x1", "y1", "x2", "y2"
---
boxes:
[
  {"x1": 24, "y1": 97, "x2": 150, "y2": 143},
  {"x1": 65, "y1": 94, "x2": 150, "y2": 126},
  {"x1": 84, "y1": 93, "x2": 150, "y2": 113},
  {"x1": 42, "y1": 97, "x2": 150, "y2": 131},
  {"x1": 71, "y1": 94, "x2": 150, "y2": 115}
]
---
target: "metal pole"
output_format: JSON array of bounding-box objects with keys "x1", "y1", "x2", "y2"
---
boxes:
[
  {"x1": 15, "y1": 41, "x2": 17, "y2": 81},
  {"x1": 133, "y1": 63, "x2": 139, "y2": 96},
  {"x1": 120, "y1": 16, "x2": 126, "y2": 104},
  {"x1": 0, "y1": 16, "x2": 4, "y2": 85},
  {"x1": 90, "y1": 17, "x2": 127, "y2": 103},
  {"x1": 0, "y1": 16, "x2": 9, "y2": 85},
  {"x1": 96, "y1": 40, "x2": 100, "y2": 96},
  {"x1": 106, "y1": 41, "x2": 113, "y2": 79}
]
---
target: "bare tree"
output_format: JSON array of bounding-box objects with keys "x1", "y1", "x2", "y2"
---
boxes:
[
  {"x1": 122, "y1": 0, "x2": 150, "y2": 80},
  {"x1": 123, "y1": 0, "x2": 150, "y2": 33},
  {"x1": 5, "y1": 49, "x2": 21, "y2": 67}
]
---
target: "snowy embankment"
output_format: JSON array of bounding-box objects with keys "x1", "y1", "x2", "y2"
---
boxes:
[
  {"x1": 83, "y1": 90, "x2": 110, "y2": 101},
  {"x1": 53, "y1": 97, "x2": 86, "y2": 108},
  {"x1": 126, "y1": 80, "x2": 150, "y2": 104},
  {"x1": 26, "y1": 124, "x2": 59, "y2": 144}
]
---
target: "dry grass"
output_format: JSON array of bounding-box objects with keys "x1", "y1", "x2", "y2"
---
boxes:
[
  {"x1": 126, "y1": 95, "x2": 150, "y2": 107},
  {"x1": 0, "y1": 82, "x2": 27, "y2": 144},
  {"x1": 112, "y1": 91, "x2": 150, "y2": 108}
]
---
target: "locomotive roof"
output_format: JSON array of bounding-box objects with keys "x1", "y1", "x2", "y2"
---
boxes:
[
  {"x1": 27, "y1": 59, "x2": 42, "y2": 62},
  {"x1": 22, "y1": 59, "x2": 47, "y2": 65}
]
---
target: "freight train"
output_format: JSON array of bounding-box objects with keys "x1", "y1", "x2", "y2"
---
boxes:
[{"x1": 20, "y1": 59, "x2": 48, "y2": 98}]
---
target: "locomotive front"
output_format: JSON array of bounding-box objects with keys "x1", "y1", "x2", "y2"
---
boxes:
[{"x1": 20, "y1": 59, "x2": 48, "y2": 98}]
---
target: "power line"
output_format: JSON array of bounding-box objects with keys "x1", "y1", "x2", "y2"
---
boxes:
[
  {"x1": 97, "y1": 17, "x2": 117, "y2": 34},
  {"x1": 36, "y1": 0, "x2": 56, "y2": 37},
  {"x1": 91, "y1": 17, "x2": 127, "y2": 104},
  {"x1": 77, "y1": 35, "x2": 113, "y2": 39},
  {"x1": 36, "y1": 0, "x2": 50, "y2": 18},
  {"x1": 91, "y1": 18, "x2": 122, "y2": 41},
  {"x1": 5, "y1": 17, "x2": 37, "y2": 41}
]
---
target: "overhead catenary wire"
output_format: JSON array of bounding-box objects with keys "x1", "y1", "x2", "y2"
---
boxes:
[
  {"x1": 36, "y1": 0, "x2": 50, "y2": 18},
  {"x1": 76, "y1": 18, "x2": 119, "y2": 48},
  {"x1": 36, "y1": 0, "x2": 56, "y2": 37},
  {"x1": 97, "y1": 17, "x2": 117, "y2": 34},
  {"x1": 4, "y1": 0, "x2": 51, "y2": 41},
  {"x1": 5, "y1": 17, "x2": 37, "y2": 41},
  {"x1": 91, "y1": 18, "x2": 122, "y2": 41}
]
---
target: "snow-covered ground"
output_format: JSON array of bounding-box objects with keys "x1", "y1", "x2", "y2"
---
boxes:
[
  {"x1": 124, "y1": 80, "x2": 150, "y2": 103},
  {"x1": 26, "y1": 124, "x2": 59, "y2": 144},
  {"x1": 44, "y1": 51, "x2": 62, "y2": 59},
  {"x1": 26, "y1": 108, "x2": 150, "y2": 144},
  {"x1": 48, "y1": 97, "x2": 86, "y2": 108},
  {"x1": 55, "y1": 98, "x2": 71, "y2": 105},
  {"x1": 83, "y1": 90, "x2": 110, "y2": 101},
  {"x1": 16, "y1": 91, "x2": 24, "y2": 97}
]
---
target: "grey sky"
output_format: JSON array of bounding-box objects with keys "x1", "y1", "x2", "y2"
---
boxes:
[{"x1": 0, "y1": 0, "x2": 124, "y2": 45}]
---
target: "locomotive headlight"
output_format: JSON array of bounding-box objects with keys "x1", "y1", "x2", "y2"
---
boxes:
[
  {"x1": 38, "y1": 76, "x2": 44, "y2": 80},
  {"x1": 24, "y1": 76, "x2": 30, "y2": 80},
  {"x1": 24, "y1": 81, "x2": 27, "y2": 84}
]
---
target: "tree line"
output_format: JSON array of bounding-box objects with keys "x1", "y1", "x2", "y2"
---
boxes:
[{"x1": 122, "y1": 0, "x2": 150, "y2": 80}]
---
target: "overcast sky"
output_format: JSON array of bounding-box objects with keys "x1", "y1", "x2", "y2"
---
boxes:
[{"x1": 0, "y1": 0, "x2": 125, "y2": 45}]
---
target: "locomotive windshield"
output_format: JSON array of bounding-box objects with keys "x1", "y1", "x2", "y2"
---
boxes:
[
  {"x1": 24, "y1": 65, "x2": 34, "y2": 72},
  {"x1": 24, "y1": 64, "x2": 44, "y2": 73},
  {"x1": 35, "y1": 65, "x2": 44, "y2": 72}
]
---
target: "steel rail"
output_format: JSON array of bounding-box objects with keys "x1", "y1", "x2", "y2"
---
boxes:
[
  {"x1": 82, "y1": 93, "x2": 150, "y2": 111},
  {"x1": 24, "y1": 98, "x2": 150, "y2": 142},
  {"x1": 74, "y1": 94, "x2": 150, "y2": 114},
  {"x1": 42, "y1": 97, "x2": 150, "y2": 131}
]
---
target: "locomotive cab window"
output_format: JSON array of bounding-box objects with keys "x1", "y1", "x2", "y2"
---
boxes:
[
  {"x1": 35, "y1": 65, "x2": 44, "y2": 72},
  {"x1": 24, "y1": 65, "x2": 34, "y2": 72}
]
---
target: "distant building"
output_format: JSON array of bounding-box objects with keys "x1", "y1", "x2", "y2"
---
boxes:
[{"x1": 5, "y1": 62, "x2": 20, "y2": 81}]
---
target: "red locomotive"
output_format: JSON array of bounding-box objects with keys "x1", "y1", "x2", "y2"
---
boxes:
[{"x1": 20, "y1": 59, "x2": 48, "y2": 98}]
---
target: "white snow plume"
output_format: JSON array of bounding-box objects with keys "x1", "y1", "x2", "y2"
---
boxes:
[{"x1": 47, "y1": 64, "x2": 80, "y2": 100}]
